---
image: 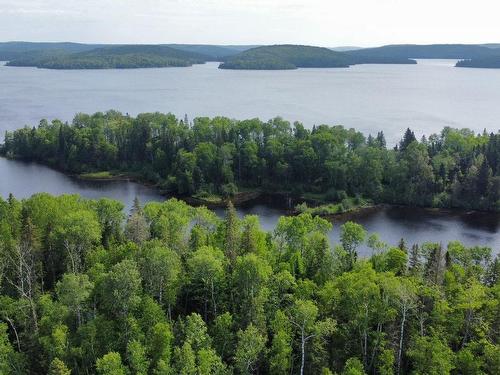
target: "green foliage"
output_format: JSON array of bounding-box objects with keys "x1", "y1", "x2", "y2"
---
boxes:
[
  {"x1": 7, "y1": 45, "x2": 207, "y2": 69},
  {"x1": 220, "y1": 44, "x2": 351, "y2": 70},
  {"x1": 48, "y1": 358, "x2": 71, "y2": 375},
  {"x1": 407, "y1": 335, "x2": 454, "y2": 375},
  {"x1": 234, "y1": 324, "x2": 267, "y2": 374},
  {"x1": 0, "y1": 193, "x2": 498, "y2": 374},
  {"x1": 2, "y1": 112, "x2": 498, "y2": 212},
  {"x1": 96, "y1": 352, "x2": 127, "y2": 375},
  {"x1": 343, "y1": 357, "x2": 367, "y2": 375}
]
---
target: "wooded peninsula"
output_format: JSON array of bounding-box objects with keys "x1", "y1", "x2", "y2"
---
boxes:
[{"x1": 1, "y1": 111, "x2": 499, "y2": 212}]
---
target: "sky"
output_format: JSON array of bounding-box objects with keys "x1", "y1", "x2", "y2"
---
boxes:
[{"x1": 0, "y1": 0, "x2": 499, "y2": 47}]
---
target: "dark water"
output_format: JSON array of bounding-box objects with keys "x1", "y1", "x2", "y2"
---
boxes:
[
  {"x1": 0, "y1": 158, "x2": 163, "y2": 212},
  {"x1": 2, "y1": 60, "x2": 500, "y2": 144},
  {"x1": 1, "y1": 157, "x2": 498, "y2": 255},
  {"x1": 215, "y1": 204, "x2": 500, "y2": 255}
]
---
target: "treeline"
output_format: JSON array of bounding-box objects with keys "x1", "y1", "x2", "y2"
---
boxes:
[
  {"x1": 0, "y1": 194, "x2": 499, "y2": 374},
  {"x1": 1, "y1": 111, "x2": 499, "y2": 211},
  {"x1": 6, "y1": 45, "x2": 208, "y2": 70},
  {"x1": 218, "y1": 45, "x2": 415, "y2": 70},
  {"x1": 219, "y1": 45, "x2": 351, "y2": 70},
  {"x1": 7, "y1": 54, "x2": 196, "y2": 70}
]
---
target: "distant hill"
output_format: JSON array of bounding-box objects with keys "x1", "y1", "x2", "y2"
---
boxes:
[
  {"x1": 219, "y1": 44, "x2": 416, "y2": 70},
  {"x1": 0, "y1": 41, "x2": 104, "y2": 60},
  {"x1": 219, "y1": 45, "x2": 352, "y2": 70},
  {"x1": 7, "y1": 42, "x2": 500, "y2": 70},
  {"x1": 346, "y1": 44, "x2": 500, "y2": 60},
  {"x1": 165, "y1": 44, "x2": 255, "y2": 60},
  {"x1": 6, "y1": 45, "x2": 208, "y2": 69},
  {"x1": 456, "y1": 57, "x2": 500, "y2": 69}
]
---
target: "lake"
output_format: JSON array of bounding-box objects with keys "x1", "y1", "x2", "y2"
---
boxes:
[
  {"x1": 2, "y1": 60, "x2": 500, "y2": 144},
  {"x1": 0, "y1": 60, "x2": 499, "y2": 254},
  {"x1": 1, "y1": 157, "x2": 498, "y2": 255}
]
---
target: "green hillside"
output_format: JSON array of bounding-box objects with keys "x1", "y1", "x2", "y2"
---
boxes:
[
  {"x1": 219, "y1": 44, "x2": 416, "y2": 70},
  {"x1": 165, "y1": 44, "x2": 249, "y2": 60},
  {"x1": 0, "y1": 41, "x2": 103, "y2": 60},
  {"x1": 346, "y1": 44, "x2": 500, "y2": 59},
  {"x1": 219, "y1": 45, "x2": 352, "y2": 70},
  {"x1": 6, "y1": 45, "x2": 208, "y2": 69}
]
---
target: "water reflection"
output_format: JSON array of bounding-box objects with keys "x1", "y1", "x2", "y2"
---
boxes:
[
  {"x1": 1, "y1": 157, "x2": 498, "y2": 256},
  {"x1": 0, "y1": 157, "x2": 164, "y2": 212}
]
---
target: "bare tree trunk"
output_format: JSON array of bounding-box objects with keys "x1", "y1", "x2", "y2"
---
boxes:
[
  {"x1": 300, "y1": 330, "x2": 306, "y2": 375},
  {"x1": 211, "y1": 279, "x2": 217, "y2": 318},
  {"x1": 5, "y1": 317, "x2": 21, "y2": 351},
  {"x1": 397, "y1": 305, "x2": 407, "y2": 375}
]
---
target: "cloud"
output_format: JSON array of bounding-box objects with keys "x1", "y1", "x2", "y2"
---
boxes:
[
  {"x1": 0, "y1": 8, "x2": 80, "y2": 15},
  {"x1": 0, "y1": 0, "x2": 499, "y2": 46}
]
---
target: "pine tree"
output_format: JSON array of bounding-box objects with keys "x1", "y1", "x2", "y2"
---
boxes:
[
  {"x1": 408, "y1": 244, "x2": 421, "y2": 275},
  {"x1": 399, "y1": 128, "x2": 416, "y2": 151},
  {"x1": 477, "y1": 158, "x2": 491, "y2": 196},
  {"x1": 223, "y1": 201, "x2": 240, "y2": 265},
  {"x1": 125, "y1": 197, "x2": 150, "y2": 244}
]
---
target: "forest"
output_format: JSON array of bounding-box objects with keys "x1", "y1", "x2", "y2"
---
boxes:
[
  {"x1": 1, "y1": 111, "x2": 499, "y2": 212},
  {"x1": 5, "y1": 45, "x2": 208, "y2": 70},
  {"x1": 218, "y1": 45, "x2": 415, "y2": 70},
  {"x1": 219, "y1": 46, "x2": 352, "y2": 70},
  {"x1": 345, "y1": 44, "x2": 500, "y2": 60},
  {"x1": 0, "y1": 193, "x2": 499, "y2": 374}
]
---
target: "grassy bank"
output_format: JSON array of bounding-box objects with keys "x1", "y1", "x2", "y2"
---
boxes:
[
  {"x1": 78, "y1": 171, "x2": 136, "y2": 180},
  {"x1": 295, "y1": 196, "x2": 374, "y2": 217}
]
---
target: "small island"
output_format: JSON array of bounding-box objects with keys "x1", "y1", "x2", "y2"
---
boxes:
[
  {"x1": 219, "y1": 45, "x2": 352, "y2": 70},
  {"x1": 6, "y1": 45, "x2": 209, "y2": 69},
  {"x1": 219, "y1": 44, "x2": 416, "y2": 70}
]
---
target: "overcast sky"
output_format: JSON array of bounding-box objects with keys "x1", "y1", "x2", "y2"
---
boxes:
[{"x1": 1, "y1": 0, "x2": 499, "y2": 47}]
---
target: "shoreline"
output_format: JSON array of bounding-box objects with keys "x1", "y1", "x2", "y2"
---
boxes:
[{"x1": 1, "y1": 156, "x2": 498, "y2": 217}]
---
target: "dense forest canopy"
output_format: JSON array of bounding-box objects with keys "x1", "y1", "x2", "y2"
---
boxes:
[
  {"x1": 0, "y1": 42, "x2": 253, "y2": 63},
  {"x1": 2, "y1": 111, "x2": 499, "y2": 212},
  {"x1": 219, "y1": 45, "x2": 353, "y2": 70},
  {"x1": 0, "y1": 42, "x2": 104, "y2": 61},
  {"x1": 218, "y1": 45, "x2": 417, "y2": 70},
  {"x1": 345, "y1": 44, "x2": 500, "y2": 60},
  {"x1": 0, "y1": 193, "x2": 499, "y2": 374},
  {"x1": 5, "y1": 45, "x2": 209, "y2": 69},
  {"x1": 4, "y1": 42, "x2": 500, "y2": 70},
  {"x1": 163, "y1": 45, "x2": 247, "y2": 60}
]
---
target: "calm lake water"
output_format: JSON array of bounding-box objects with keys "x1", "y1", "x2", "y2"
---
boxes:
[
  {"x1": 0, "y1": 60, "x2": 499, "y2": 254},
  {"x1": 2, "y1": 60, "x2": 500, "y2": 144},
  {"x1": 1, "y1": 158, "x2": 498, "y2": 255}
]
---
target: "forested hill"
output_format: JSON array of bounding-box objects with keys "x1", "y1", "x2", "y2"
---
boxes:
[
  {"x1": 219, "y1": 45, "x2": 352, "y2": 70},
  {"x1": 219, "y1": 45, "x2": 416, "y2": 69},
  {"x1": 0, "y1": 41, "x2": 104, "y2": 60},
  {"x1": 164, "y1": 44, "x2": 253, "y2": 60},
  {"x1": 2, "y1": 111, "x2": 499, "y2": 212},
  {"x1": 0, "y1": 42, "x2": 256, "y2": 63},
  {"x1": 6, "y1": 45, "x2": 209, "y2": 69},
  {"x1": 346, "y1": 43, "x2": 500, "y2": 60}
]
